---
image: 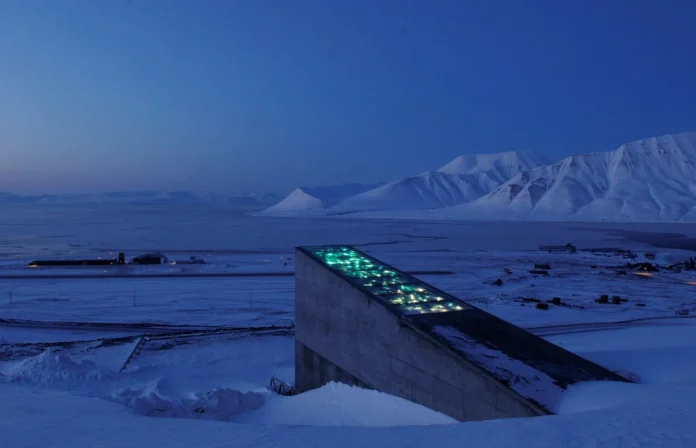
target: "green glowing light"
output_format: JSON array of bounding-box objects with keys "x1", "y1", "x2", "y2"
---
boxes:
[{"x1": 308, "y1": 246, "x2": 468, "y2": 315}]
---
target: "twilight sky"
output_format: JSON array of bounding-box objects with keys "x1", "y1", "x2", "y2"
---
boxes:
[{"x1": 1, "y1": 0, "x2": 695, "y2": 194}]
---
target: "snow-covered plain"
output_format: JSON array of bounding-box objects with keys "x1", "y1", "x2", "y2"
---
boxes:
[
  {"x1": 262, "y1": 132, "x2": 696, "y2": 222},
  {"x1": 3, "y1": 204, "x2": 696, "y2": 446}
]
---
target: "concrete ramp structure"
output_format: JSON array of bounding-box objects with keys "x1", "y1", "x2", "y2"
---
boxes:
[{"x1": 294, "y1": 246, "x2": 629, "y2": 422}]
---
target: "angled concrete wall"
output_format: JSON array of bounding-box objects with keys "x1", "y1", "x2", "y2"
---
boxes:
[{"x1": 294, "y1": 248, "x2": 545, "y2": 421}]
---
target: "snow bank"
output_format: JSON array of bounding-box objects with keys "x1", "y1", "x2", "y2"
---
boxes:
[
  {"x1": 547, "y1": 319, "x2": 696, "y2": 385},
  {"x1": 240, "y1": 382, "x2": 456, "y2": 426},
  {"x1": 111, "y1": 380, "x2": 266, "y2": 420},
  {"x1": 6, "y1": 314, "x2": 696, "y2": 446},
  {"x1": 3, "y1": 380, "x2": 696, "y2": 448},
  {"x1": 0, "y1": 348, "x2": 115, "y2": 385},
  {"x1": 110, "y1": 380, "x2": 454, "y2": 426},
  {"x1": 1, "y1": 347, "x2": 452, "y2": 427}
]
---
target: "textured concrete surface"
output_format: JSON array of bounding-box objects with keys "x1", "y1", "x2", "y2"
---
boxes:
[
  {"x1": 294, "y1": 246, "x2": 628, "y2": 421},
  {"x1": 294, "y1": 249, "x2": 543, "y2": 421}
]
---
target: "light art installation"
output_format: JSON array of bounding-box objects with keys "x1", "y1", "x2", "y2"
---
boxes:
[{"x1": 307, "y1": 246, "x2": 468, "y2": 315}]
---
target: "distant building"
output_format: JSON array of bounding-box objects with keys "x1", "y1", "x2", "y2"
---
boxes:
[{"x1": 131, "y1": 252, "x2": 168, "y2": 265}]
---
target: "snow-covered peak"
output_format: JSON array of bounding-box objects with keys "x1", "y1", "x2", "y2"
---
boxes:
[
  {"x1": 438, "y1": 151, "x2": 551, "y2": 176},
  {"x1": 258, "y1": 131, "x2": 696, "y2": 222},
  {"x1": 259, "y1": 183, "x2": 381, "y2": 216},
  {"x1": 300, "y1": 183, "x2": 381, "y2": 206},
  {"x1": 329, "y1": 171, "x2": 488, "y2": 213},
  {"x1": 443, "y1": 131, "x2": 696, "y2": 222},
  {"x1": 618, "y1": 131, "x2": 696, "y2": 155},
  {"x1": 259, "y1": 188, "x2": 325, "y2": 215},
  {"x1": 325, "y1": 152, "x2": 550, "y2": 214}
]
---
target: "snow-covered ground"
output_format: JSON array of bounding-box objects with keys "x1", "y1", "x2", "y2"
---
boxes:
[
  {"x1": 3, "y1": 243, "x2": 695, "y2": 329},
  {"x1": 4, "y1": 319, "x2": 696, "y2": 447},
  {"x1": 3, "y1": 205, "x2": 696, "y2": 446}
]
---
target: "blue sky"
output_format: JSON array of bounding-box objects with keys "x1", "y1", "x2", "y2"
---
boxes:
[{"x1": 1, "y1": 0, "x2": 695, "y2": 194}]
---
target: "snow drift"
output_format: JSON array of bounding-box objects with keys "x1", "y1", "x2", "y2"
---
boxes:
[{"x1": 112, "y1": 381, "x2": 455, "y2": 426}]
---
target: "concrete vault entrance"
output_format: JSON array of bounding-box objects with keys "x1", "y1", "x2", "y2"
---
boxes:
[{"x1": 294, "y1": 246, "x2": 628, "y2": 422}]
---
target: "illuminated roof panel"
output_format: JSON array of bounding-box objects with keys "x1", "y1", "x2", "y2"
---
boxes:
[{"x1": 304, "y1": 246, "x2": 469, "y2": 315}]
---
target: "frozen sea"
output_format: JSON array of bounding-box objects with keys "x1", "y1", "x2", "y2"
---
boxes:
[{"x1": 4, "y1": 203, "x2": 696, "y2": 258}]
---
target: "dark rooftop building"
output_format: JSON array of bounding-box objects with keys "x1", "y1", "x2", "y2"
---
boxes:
[
  {"x1": 295, "y1": 245, "x2": 628, "y2": 421},
  {"x1": 131, "y1": 252, "x2": 168, "y2": 265}
]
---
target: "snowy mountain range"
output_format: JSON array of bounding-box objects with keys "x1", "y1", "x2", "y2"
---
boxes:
[
  {"x1": 438, "y1": 132, "x2": 696, "y2": 222},
  {"x1": 0, "y1": 190, "x2": 280, "y2": 207},
  {"x1": 331, "y1": 152, "x2": 550, "y2": 214},
  {"x1": 259, "y1": 151, "x2": 551, "y2": 216},
  {"x1": 260, "y1": 183, "x2": 382, "y2": 214},
  {"x1": 260, "y1": 132, "x2": 696, "y2": 222}
]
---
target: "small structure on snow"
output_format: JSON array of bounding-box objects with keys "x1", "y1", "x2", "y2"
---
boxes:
[
  {"x1": 131, "y1": 252, "x2": 168, "y2": 265},
  {"x1": 28, "y1": 252, "x2": 127, "y2": 267},
  {"x1": 628, "y1": 262, "x2": 659, "y2": 272},
  {"x1": 539, "y1": 243, "x2": 576, "y2": 253}
]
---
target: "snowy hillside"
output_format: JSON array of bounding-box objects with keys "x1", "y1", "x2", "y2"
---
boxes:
[
  {"x1": 330, "y1": 171, "x2": 487, "y2": 213},
  {"x1": 441, "y1": 132, "x2": 696, "y2": 222},
  {"x1": 259, "y1": 183, "x2": 380, "y2": 216},
  {"x1": 263, "y1": 152, "x2": 549, "y2": 215},
  {"x1": 331, "y1": 152, "x2": 550, "y2": 213},
  {"x1": 260, "y1": 132, "x2": 696, "y2": 222},
  {"x1": 259, "y1": 188, "x2": 326, "y2": 214},
  {"x1": 438, "y1": 151, "x2": 551, "y2": 177}
]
